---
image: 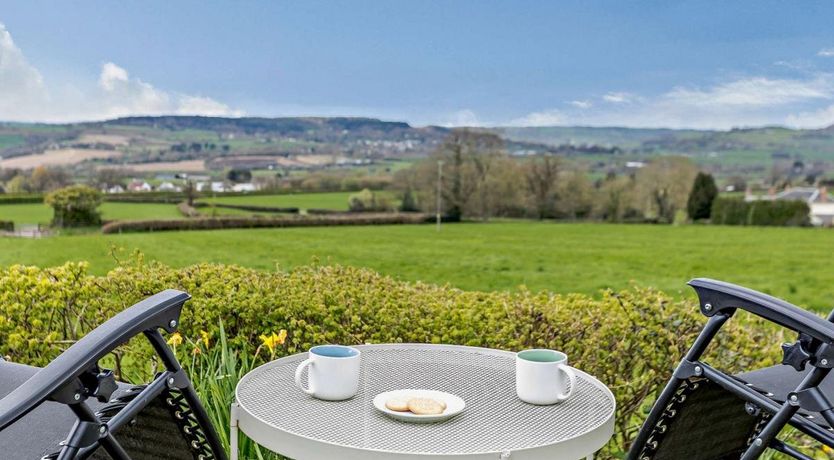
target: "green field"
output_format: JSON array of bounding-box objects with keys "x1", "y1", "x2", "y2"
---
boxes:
[
  {"x1": 201, "y1": 191, "x2": 374, "y2": 211},
  {"x1": 0, "y1": 222, "x2": 832, "y2": 310},
  {"x1": 0, "y1": 202, "x2": 182, "y2": 225}
]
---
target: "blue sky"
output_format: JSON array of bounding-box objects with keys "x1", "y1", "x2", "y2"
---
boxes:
[{"x1": 3, "y1": 1, "x2": 834, "y2": 129}]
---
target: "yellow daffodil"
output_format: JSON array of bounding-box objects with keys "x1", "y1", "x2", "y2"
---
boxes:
[
  {"x1": 259, "y1": 330, "x2": 286, "y2": 354},
  {"x1": 167, "y1": 332, "x2": 183, "y2": 347},
  {"x1": 200, "y1": 330, "x2": 210, "y2": 348}
]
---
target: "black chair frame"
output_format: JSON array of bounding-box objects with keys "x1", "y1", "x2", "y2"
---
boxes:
[
  {"x1": 628, "y1": 278, "x2": 834, "y2": 460},
  {"x1": 0, "y1": 290, "x2": 228, "y2": 460}
]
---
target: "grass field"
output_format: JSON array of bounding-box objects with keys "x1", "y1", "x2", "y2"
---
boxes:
[
  {"x1": 201, "y1": 191, "x2": 355, "y2": 211},
  {"x1": 0, "y1": 202, "x2": 182, "y2": 225},
  {"x1": 0, "y1": 222, "x2": 832, "y2": 310}
]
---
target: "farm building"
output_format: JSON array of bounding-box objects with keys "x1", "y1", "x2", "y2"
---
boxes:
[{"x1": 746, "y1": 186, "x2": 834, "y2": 226}]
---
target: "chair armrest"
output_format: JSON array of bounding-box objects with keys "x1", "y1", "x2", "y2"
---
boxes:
[
  {"x1": 0, "y1": 289, "x2": 190, "y2": 431},
  {"x1": 688, "y1": 278, "x2": 834, "y2": 343}
]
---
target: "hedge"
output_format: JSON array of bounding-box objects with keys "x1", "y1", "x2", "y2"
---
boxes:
[
  {"x1": 711, "y1": 197, "x2": 810, "y2": 226},
  {"x1": 0, "y1": 220, "x2": 13, "y2": 232},
  {"x1": 0, "y1": 259, "x2": 784, "y2": 457},
  {"x1": 100, "y1": 213, "x2": 431, "y2": 233},
  {"x1": 0, "y1": 193, "x2": 43, "y2": 204},
  {"x1": 194, "y1": 202, "x2": 300, "y2": 214}
]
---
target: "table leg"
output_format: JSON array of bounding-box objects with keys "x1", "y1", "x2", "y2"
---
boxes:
[{"x1": 230, "y1": 402, "x2": 240, "y2": 460}]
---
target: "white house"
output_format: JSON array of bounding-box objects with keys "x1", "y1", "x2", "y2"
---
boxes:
[
  {"x1": 747, "y1": 186, "x2": 834, "y2": 226},
  {"x1": 127, "y1": 180, "x2": 153, "y2": 192},
  {"x1": 105, "y1": 184, "x2": 125, "y2": 194},
  {"x1": 232, "y1": 183, "x2": 257, "y2": 193},
  {"x1": 157, "y1": 182, "x2": 181, "y2": 192},
  {"x1": 210, "y1": 181, "x2": 228, "y2": 193}
]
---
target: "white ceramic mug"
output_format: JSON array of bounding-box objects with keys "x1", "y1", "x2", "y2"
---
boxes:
[
  {"x1": 294, "y1": 345, "x2": 361, "y2": 401},
  {"x1": 515, "y1": 349, "x2": 577, "y2": 405}
]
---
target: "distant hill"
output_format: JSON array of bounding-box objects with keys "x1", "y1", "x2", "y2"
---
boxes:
[{"x1": 2, "y1": 116, "x2": 834, "y2": 182}]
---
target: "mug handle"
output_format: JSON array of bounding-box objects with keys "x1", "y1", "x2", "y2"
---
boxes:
[
  {"x1": 294, "y1": 358, "x2": 315, "y2": 395},
  {"x1": 555, "y1": 364, "x2": 576, "y2": 402}
]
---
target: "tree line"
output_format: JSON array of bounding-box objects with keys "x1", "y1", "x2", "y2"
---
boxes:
[{"x1": 396, "y1": 129, "x2": 708, "y2": 223}]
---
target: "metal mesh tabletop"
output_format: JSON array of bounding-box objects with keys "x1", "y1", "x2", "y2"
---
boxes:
[{"x1": 235, "y1": 344, "x2": 615, "y2": 458}]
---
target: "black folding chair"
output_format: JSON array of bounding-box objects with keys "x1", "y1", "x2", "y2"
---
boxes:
[
  {"x1": 0, "y1": 290, "x2": 227, "y2": 460},
  {"x1": 628, "y1": 278, "x2": 834, "y2": 460}
]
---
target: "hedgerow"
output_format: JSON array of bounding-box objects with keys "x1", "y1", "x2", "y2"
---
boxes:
[
  {"x1": 100, "y1": 213, "x2": 430, "y2": 233},
  {"x1": 0, "y1": 258, "x2": 784, "y2": 457},
  {"x1": 712, "y1": 197, "x2": 810, "y2": 226},
  {"x1": 194, "y1": 202, "x2": 300, "y2": 214}
]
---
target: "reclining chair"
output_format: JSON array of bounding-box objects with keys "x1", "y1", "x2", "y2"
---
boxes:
[
  {"x1": 0, "y1": 290, "x2": 227, "y2": 460},
  {"x1": 629, "y1": 278, "x2": 834, "y2": 460}
]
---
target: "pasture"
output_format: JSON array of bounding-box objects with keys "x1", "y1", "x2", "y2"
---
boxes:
[
  {"x1": 0, "y1": 202, "x2": 182, "y2": 225},
  {"x1": 0, "y1": 222, "x2": 832, "y2": 310},
  {"x1": 200, "y1": 191, "x2": 356, "y2": 211}
]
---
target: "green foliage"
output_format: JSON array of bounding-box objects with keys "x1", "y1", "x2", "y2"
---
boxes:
[
  {"x1": 348, "y1": 188, "x2": 394, "y2": 212},
  {"x1": 711, "y1": 197, "x2": 810, "y2": 227},
  {"x1": 227, "y1": 169, "x2": 253, "y2": 183},
  {"x1": 44, "y1": 185, "x2": 102, "y2": 227},
  {"x1": 100, "y1": 213, "x2": 429, "y2": 233},
  {"x1": 0, "y1": 220, "x2": 12, "y2": 232},
  {"x1": 0, "y1": 193, "x2": 44, "y2": 204},
  {"x1": 399, "y1": 189, "x2": 419, "y2": 212},
  {"x1": 687, "y1": 172, "x2": 718, "y2": 220},
  {"x1": 0, "y1": 259, "x2": 786, "y2": 457}
]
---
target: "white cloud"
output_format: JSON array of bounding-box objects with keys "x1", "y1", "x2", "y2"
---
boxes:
[
  {"x1": 663, "y1": 77, "x2": 832, "y2": 108},
  {"x1": 602, "y1": 92, "x2": 635, "y2": 104},
  {"x1": 508, "y1": 109, "x2": 566, "y2": 127},
  {"x1": 0, "y1": 23, "x2": 241, "y2": 122},
  {"x1": 818, "y1": 48, "x2": 834, "y2": 57},
  {"x1": 441, "y1": 109, "x2": 482, "y2": 127},
  {"x1": 570, "y1": 100, "x2": 592, "y2": 109}
]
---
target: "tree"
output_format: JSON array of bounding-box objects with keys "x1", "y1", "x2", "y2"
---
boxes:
[
  {"x1": 558, "y1": 170, "x2": 594, "y2": 219},
  {"x1": 523, "y1": 155, "x2": 560, "y2": 219},
  {"x1": 416, "y1": 129, "x2": 505, "y2": 221},
  {"x1": 348, "y1": 188, "x2": 392, "y2": 212},
  {"x1": 634, "y1": 157, "x2": 699, "y2": 223},
  {"x1": 399, "y1": 189, "x2": 419, "y2": 212},
  {"x1": 44, "y1": 185, "x2": 102, "y2": 227},
  {"x1": 595, "y1": 175, "x2": 636, "y2": 222},
  {"x1": 30, "y1": 166, "x2": 70, "y2": 192},
  {"x1": 5, "y1": 175, "x2": 29, "y2": 193},
  {"x1": 184, "y1": 180, "x2": 198, "y2": 206},
  {"x1": 687, "y1": 172, "x2": 718, "y2": 220},
  {"x1": 227, "y1": 168, "x2": 252, "y2": 183},
  {"x1": 91, "y1": 168, "x2": 129, "y2": 189}
]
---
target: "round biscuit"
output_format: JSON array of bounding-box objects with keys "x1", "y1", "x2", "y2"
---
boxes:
[
  {"x1": 407, "y1": 397, "x2": 445, "y2": 415},
  {"x1": 385, "y1": 397, "x2": 410, "y2": 412}
]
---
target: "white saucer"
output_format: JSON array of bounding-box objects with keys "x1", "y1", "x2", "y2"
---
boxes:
[{"x1": 373, "y1": 389, "x2": 465, "y2": 423}]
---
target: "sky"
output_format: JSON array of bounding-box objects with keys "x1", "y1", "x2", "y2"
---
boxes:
[{"x1": 3, "y1": 1, "x2": 834, "y2": 129}]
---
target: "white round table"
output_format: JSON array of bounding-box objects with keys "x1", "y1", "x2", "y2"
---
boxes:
[{"x1": 232, "y1": 344, "x2": 615, "y2": 459}]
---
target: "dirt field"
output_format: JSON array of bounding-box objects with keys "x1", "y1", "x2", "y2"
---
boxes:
[
  {"x1": 76, "y1": 134, "x2": 131, "y2": 146},
  {"x1": 119, "y1": 160, "x2": 207, "y2": 172},
  {"x1": 0, "y1": 148, "x2": 122, "y2": 169}
]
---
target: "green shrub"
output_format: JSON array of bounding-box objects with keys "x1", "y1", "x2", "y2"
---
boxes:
[
  {"x1": 44, "y1": 185, "x2": 102, "y2": 227},
  {"x1": 100, "y1": 213, "x2": 429, "y2": 233},
  {"x1": 194, "y1": 202, "x2": 300, "y2": 214},
  {"x1": 0, "y1": 220, "x2": 12, "y2": 232},
  {"x1": 348, "y1": 188, "x2": 394, "y2": 212},
  {"x1": 0, "y1": 193, "x2": 44, "y2": 204},
  {"x1": 687, "y1": 172, "x2": 718, "y2": 220},
  {"x1": 0, "y1": 258, "x2": 785, "y2": 457},
  {"x1": 711, "y1": 197, "x2": 810, "y2": 226}
]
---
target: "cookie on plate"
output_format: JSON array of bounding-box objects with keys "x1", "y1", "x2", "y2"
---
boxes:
[
  {"x1": 407, "y1": 397, "x2": 445, "y2": 415},
  {"x1": 385, "y1": 397, "x2": 410, "y2": 412}
]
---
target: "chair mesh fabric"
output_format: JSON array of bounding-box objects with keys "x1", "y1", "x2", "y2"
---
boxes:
[
  {"x1": 1, "y1": 361, "x2": 215, "y2": 460},
  {"x1": 637, "y1": 378, "x2": 764, "y2": 460}
]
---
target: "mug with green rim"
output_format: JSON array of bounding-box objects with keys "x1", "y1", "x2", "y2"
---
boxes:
[{"x1": 515, "y1": 348, "x2": 576, "y2": 405}]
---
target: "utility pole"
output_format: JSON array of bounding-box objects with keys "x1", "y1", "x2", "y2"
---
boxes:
[{"x1": 436, "y1": 160, "x2": 444, "y2": 231}]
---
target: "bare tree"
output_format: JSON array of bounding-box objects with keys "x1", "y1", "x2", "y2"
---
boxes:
[
  {"x1": 634, "y1": 156, "x2": 698, "y2": 223},
  {"x1": 523, "y1": 155, "x2": 560, "y2": 219}
]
